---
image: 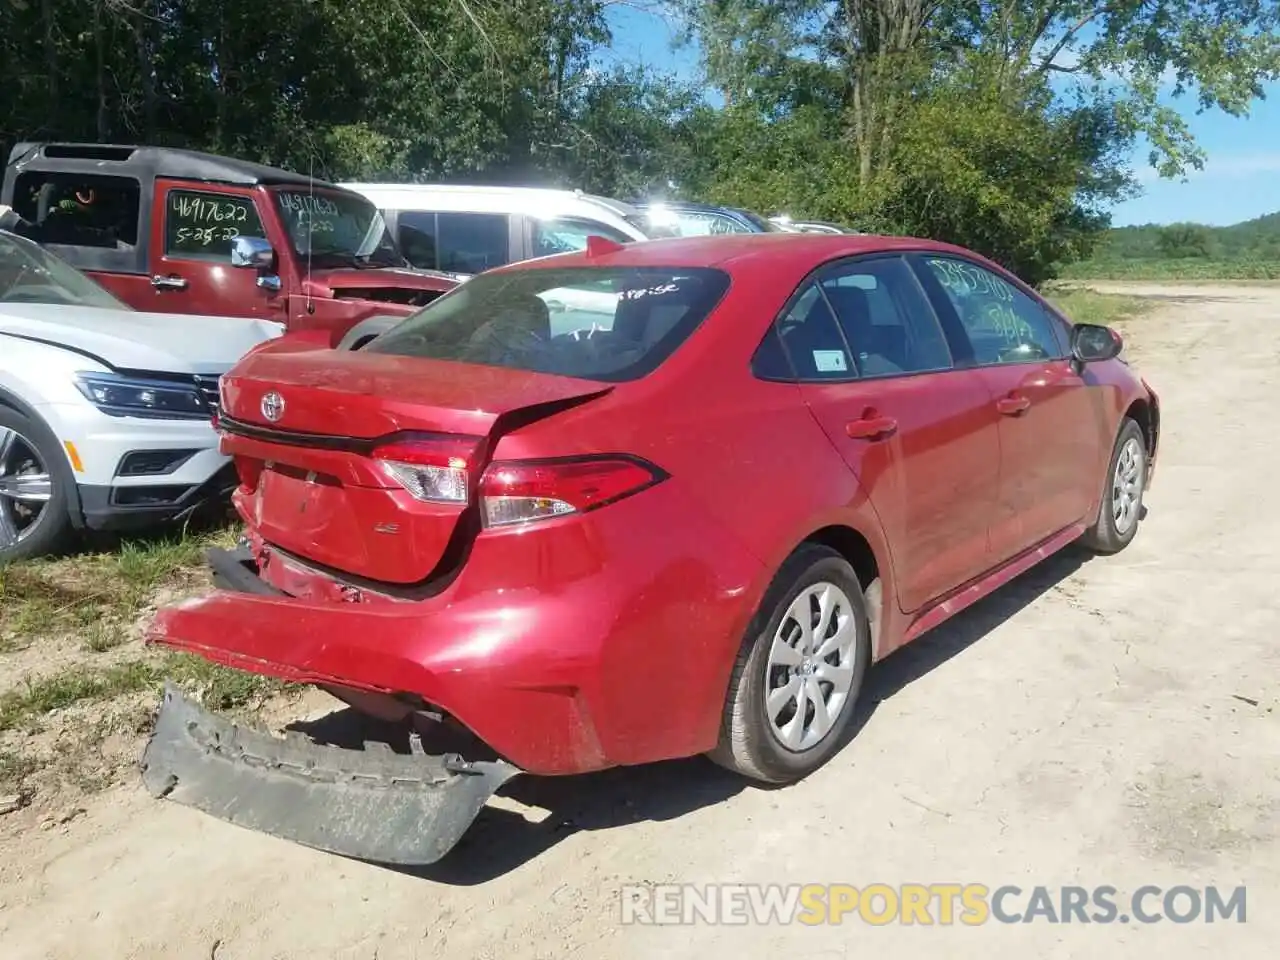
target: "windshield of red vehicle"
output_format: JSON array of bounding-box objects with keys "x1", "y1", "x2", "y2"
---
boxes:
[
  {"x1": 271, "y1": 188, "x2": 405, "y2": 268},
  {"x1": 0, "y1": 231, "x2": 130, "y2": 309},
  {"x1": 364, "y1": 266, "x2": 731, "y2": 382}
]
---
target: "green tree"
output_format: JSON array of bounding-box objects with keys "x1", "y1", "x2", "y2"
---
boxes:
[
  {"x1": 1157, "y1": 222, "x2": 1217, "y2": 258},
  {"x1": 668, "y1": 0, "x2": 1280, "y2": 278}
]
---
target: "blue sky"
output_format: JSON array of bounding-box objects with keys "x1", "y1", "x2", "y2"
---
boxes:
[{"x1": 603, "y1": 7, "x2": 1280, "y2": 228}]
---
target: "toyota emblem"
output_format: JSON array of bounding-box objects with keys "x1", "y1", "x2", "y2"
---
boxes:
[{"x1": 260, "y1": 391, "x2": 285, "y2": 422}]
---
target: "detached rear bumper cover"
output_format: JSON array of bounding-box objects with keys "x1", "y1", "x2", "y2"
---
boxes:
[{"x1": 141, "y1": 682, "x2": 520, "y2": 865}]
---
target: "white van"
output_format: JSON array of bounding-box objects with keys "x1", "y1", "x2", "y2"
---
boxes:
[{"x1": 341, "y1": 183, "x2": 651, "y2": 278}]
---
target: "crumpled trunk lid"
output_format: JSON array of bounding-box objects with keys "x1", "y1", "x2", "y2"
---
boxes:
[{"x1": 218, "y1": 343, "x2": 610, "y2": 584}]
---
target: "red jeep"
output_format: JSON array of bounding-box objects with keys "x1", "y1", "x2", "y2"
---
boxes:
[{"x1": 1, "y1": 143, "x2": 457, "y2": 343}]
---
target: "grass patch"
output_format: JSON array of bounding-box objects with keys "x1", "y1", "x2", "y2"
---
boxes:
[
  {"x1": 1060, "y1": 258, "x2": 1280, "y2": 282},
  {"x1": 0, "y1": 661, "x2": 158, "y2": 733},
  {"x1": 0, "y1": 656, "x2": 283, "y2": 733},
  {"x1": 82, "y1": 622, "x2": 129, "y2": 653},
  {"x1": 0, "y1": 525, "x2": 235, "y2": 649},
  {"x1": 116, "y1": 536, "x2": 209, "y2": 589},
  {"x1": 163, "y1": 652, "x2": 284, "y2": 712},
  {"x1": 1042, "y1": 287, "x2": 1150, "y2": 327}
]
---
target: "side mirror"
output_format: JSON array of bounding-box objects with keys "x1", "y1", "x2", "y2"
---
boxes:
[
  {"x1": 1071, "y1": 322, "x2": 1123, "y2": 364},
  {"x1": 230, "y1": 236, "x2": 275, "y2": 269}
]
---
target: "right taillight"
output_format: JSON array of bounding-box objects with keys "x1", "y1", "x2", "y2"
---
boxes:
[{"x1": 478, "y1": 456, "x2": 665, "y2": 528}]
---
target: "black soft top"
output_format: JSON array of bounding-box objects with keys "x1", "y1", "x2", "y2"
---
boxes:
[{"x1": 5, "y1": 142, "x2": 331, "y2": 190}]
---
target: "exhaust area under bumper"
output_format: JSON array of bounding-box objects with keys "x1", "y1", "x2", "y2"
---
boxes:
[{"x1": 140, "y1": 682, "x2": 521, "y2": 866}]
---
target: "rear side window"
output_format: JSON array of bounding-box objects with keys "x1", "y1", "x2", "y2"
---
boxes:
[
  {"x1": 12, "y1": 171, "x2": 142, "y2": 253},
  {"x1": 397, "y1": 211, "x2": 510, "y2": 274},
  {"x1": 365, "y1": 266, "x2": 731, "y2": 382},
  {"x1": 770, "y1": 285, "x2": 855, "y2": 380}
]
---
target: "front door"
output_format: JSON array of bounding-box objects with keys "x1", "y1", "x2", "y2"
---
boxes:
[
  {"x1": 788, "y1": 254, "x2": 1003, "y2": 613},
  {"x1": 913, "y1": 254, "x2": 1099, "y2": 562},
  {"x1": 148, "y1": 180, "x2": 286, "y2": 321}
]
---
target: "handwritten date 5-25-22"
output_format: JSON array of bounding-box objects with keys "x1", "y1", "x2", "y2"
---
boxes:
[{"x1": 175, "y1": 225, "x2": 241, "y2": 247}]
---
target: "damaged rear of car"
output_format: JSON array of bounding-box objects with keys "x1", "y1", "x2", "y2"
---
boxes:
[{"x1": 141, "y1": 256, "x2": 765, "y2": 864}]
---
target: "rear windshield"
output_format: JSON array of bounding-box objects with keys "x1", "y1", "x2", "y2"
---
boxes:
[{"x1": 365, "y1": 266, "x2": 731, "y2": 382}]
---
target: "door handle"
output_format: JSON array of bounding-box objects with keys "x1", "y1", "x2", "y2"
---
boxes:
[
  {"x1": 996, "y1": 394, "x2": 1031, "y2": 416},
  {"x1": 152, "y1": 274, "x2": 188, "y2": 290},
  {"x1": 846, "y1": 415, "x2": 898, "y2": 440}
]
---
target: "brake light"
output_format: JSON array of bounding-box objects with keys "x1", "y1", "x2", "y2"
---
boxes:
[
  {"x1": 478, "y1": 456, "x2": 665, "y2": 528},
  {"x1": 372, "y1": 435, "x2": 481, "y2": 505}
]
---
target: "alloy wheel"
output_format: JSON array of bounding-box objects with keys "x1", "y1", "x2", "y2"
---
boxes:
[
  {"x1": 763, "y1": 581, "x2": 859, "y2": 752},
  {"x1": 0, "y1": 426, "x2": 54, "y2": 549},
  {"x1": 1112, "y1": 435, "x2": 1145, "y2": 535}
]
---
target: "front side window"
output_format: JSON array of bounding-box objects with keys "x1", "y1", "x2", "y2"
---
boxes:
[
  {"x1": 0, "y1": 231, "x2": 131, "y2": 309},
  {"x1": 164, "y1": 190, "x2": 267, "y2": 261},
  {"x1": 271, "y1": 188, "x2": 403, "y2": 268},
  {"x1": 532, "y1": 217, "x2": 633, "y2": 257},
  {"x1": 726, "y1": 207, "x2": 784, "y2": 233},
  {"x1": 919, "y1": 256, "x2": 1062, "y2": 365},
  {"x1": 678, "y1": 212, "x2": 750, "y2": 236},
  {"x1": 365, "y1": 266, "x2": 731, "y2": 382},
  {"x1": 818, "y1": 257, "x2": 953, "y2": 377},
  {"x1": 643, "y1": 208, "x2": 751, "y2": 238}
]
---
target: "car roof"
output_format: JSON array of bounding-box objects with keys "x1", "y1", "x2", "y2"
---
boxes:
[
  {"x1": 634, "y1": 200, "x2": 730, "y2": 213},
  {"x1": 7, "y1": 142, "x2": 331, "y2": 189},
  {"x1": 506, "y1": 232, "x2": 983, "y2": 274},
  {"x1": 344, "y1": 182, "x2": 643, "y2": 220}
]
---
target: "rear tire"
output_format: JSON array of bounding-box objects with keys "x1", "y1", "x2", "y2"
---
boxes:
[
  {"x1": 708, "y1": 545, "x2": 871, "y2": 784},
  {"x1": 0, "y1": 406, "x2": 74, "y2": 564},
  {"x1": 1079, "y1": 417, "x2": 1148, "y2": 555}
]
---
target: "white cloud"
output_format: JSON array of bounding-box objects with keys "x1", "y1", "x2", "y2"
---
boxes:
[{"x1": 1133, "y1": 152, "x2": 1280, "y2": 183}]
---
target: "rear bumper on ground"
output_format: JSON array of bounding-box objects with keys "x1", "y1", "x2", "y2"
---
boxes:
[
  {"x1": 141, "y1": 681, "x2": 519, "y2": 865},
  {"x1": 148, "y1": 484, "x2": 768, "y2": 775}
]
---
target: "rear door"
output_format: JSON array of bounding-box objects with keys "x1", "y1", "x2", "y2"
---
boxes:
[
  {"x1": 148, "y1": 180, "x2": 286, "y2": 321},
  {"x1": 911, "y1": 254, "x2": 1099, "y2": 562},
  {"x1": 785, "y1": 254, "x2": 1002, "y2": 613}
]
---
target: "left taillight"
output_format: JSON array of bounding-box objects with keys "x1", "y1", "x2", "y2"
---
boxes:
[
  {"x1": 372, "y1": 435, "x2": 481, "y2": 505},
  {"x1": 478, "y1": 455, "x2": 665, "y2": 528}
]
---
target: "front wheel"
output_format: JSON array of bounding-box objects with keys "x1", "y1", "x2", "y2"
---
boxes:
[
  {"x1": 0, "y1": 406, "x2": 74, "y2": 563},
  {"x1": 708, "y1": 545, "x2": 871, "y2": 784},
  {"x1": 1079, "y1": 417, "x2": 1148, "y2": 555}
]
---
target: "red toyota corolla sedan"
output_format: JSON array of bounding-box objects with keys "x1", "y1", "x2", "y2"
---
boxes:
[{"x1": 144, "y1": 233, "x2": 1158, "y2": 862}]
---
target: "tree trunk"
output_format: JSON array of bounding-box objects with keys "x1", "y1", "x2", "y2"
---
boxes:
[
  {"x1": 136, "y1": 0, "x2": 158, "y2": 140},
  {"x1": 95, "y1": 0, "x2": 108, "y2": 140},
  {"x1": 41, "y1": 0, "x2": 57, "y2": 132}
]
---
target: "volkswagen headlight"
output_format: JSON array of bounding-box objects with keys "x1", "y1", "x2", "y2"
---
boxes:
[{"x1": 74, "y1": 373, "x2": 207, "y2": 420}]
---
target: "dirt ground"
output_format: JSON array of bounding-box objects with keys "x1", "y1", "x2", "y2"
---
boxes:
[{"x1": 2, "y1": 282, "x2": 1278, "y2": 959}]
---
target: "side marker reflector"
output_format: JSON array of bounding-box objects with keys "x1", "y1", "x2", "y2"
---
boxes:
[{"x1": 63, "y1": 441, "x2": 85, "y2": 473}]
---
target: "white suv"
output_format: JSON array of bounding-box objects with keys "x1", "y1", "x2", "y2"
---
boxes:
[
  {"x1": 0, "y1": 229, "x2": 282, "y2": 562},
  {"x1": 342, "y1": 183, "x2": 651, "y2": 279}
]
